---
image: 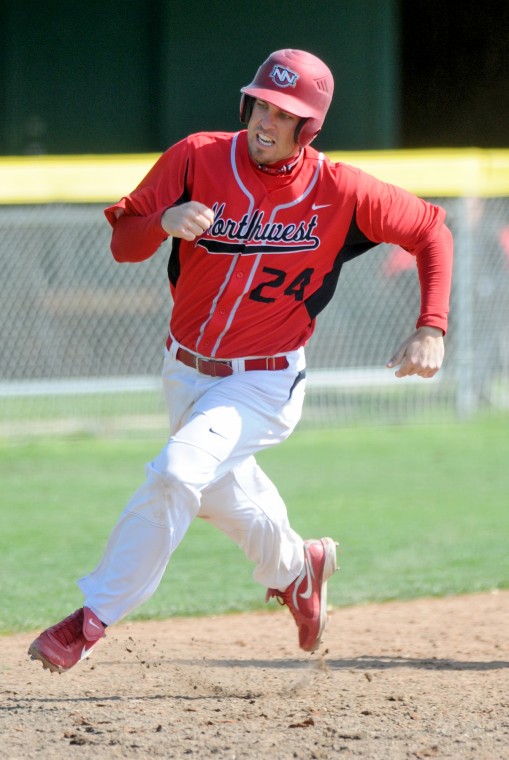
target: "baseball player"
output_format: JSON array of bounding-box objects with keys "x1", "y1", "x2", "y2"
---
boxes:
[{"x1": 28, "y1": 49, "x2": 453, "y2": 673}]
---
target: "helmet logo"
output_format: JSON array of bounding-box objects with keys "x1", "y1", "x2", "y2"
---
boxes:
[{"x1": 269, "y1": 65, "x2": 299, "y2": 88}]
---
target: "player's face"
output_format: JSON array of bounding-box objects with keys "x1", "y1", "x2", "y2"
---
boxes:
[{"x1": 247, "y1": 99, "x2": 301, "y2": 165}]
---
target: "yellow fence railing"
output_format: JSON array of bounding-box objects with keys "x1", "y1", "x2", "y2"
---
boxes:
[{"x1": 1, "y1": 149, "x2": 509, "y2": 204}]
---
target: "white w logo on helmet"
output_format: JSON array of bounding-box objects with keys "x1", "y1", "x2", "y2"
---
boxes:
[{"x1": 269, "y1": 65, "x2": 299, "y2": 88}]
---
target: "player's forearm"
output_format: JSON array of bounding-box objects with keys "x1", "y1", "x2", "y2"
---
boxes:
[
  {"x1": 415, "y1": 224, "x2": 454, "y2": 334},
  {"x1": 109, "y1": 212, "x2": 169, "y2": 263}
]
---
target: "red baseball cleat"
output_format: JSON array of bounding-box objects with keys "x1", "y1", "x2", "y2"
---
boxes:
[
  {"x1": 266, "y1": 537, "x2": 338, "y2": 652},
  {"x1": 28, "y1": 607, "x2": 106, "y2": 673}
]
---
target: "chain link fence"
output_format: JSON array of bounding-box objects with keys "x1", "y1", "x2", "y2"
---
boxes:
[{"x1": 1, "y1": 197, "x2": 508, "y2": 437}]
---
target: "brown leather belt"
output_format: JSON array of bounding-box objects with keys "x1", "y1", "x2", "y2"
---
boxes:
[{"x1": 167, "y1": 337, "x2": 289, "y2": 377}]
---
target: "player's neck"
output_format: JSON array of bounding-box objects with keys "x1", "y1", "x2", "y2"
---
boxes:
[{"x1": 252, "y1": 149, "x2": 303, "y2": 176}]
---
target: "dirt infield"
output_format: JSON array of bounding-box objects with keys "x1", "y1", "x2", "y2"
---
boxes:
[{"x1": 2, "y1": 592, "x2": 508, "y2": 760}]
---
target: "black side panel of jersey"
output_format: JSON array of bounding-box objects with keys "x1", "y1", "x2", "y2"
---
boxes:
[
  {"x1": 168, "y1": 238, "x2": 182, "y2": 288},
  {"x1": 167, "y1": 161, "x2": 191, "y2": 288},
  {"x1": 304, "y1": 210, "x2": 379, "y2": 320}
]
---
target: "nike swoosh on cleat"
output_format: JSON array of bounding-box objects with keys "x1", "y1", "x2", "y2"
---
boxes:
[
  {"x1": 88, "y1": 619, "x2": 102, "y2": 630},
  {"x1": 298, "y1": 555, "x2": 315, "y2": 600},
  {"x1": 80, "y1": 644, "x2": 96, "y2": 661}
]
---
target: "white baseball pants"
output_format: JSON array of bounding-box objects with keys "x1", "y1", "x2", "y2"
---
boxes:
[{"x1": 78, "y1": 340, "x2": 307, "y2": 626}]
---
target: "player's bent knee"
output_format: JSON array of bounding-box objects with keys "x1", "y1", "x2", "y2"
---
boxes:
[{"x1": 149, "y1": 439, "x2": 221, "y2": 493}]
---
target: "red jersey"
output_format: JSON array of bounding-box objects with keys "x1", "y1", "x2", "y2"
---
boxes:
[{"x1": 105, "y1": 131, "x2": 453, "y2": 359}]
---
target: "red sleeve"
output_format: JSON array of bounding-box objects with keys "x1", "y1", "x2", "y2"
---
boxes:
[
  {"x1": 355, "y1": 172, "x2": 454, "y2": 334},
  {"x1": 415, "y1": 224, "x2": 454, "y2": 334},
  {"x1": 104, "y1": 138, "x2": 191, "y2": 263}
]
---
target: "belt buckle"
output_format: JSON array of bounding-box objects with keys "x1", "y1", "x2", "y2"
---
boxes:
[{"x1": 194, "y1": 353, "x2": 234, "y2": 377}]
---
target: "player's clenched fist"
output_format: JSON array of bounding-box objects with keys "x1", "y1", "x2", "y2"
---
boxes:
[{"x1": 161, "y1": 201, "x2": 215, "y2": 241}]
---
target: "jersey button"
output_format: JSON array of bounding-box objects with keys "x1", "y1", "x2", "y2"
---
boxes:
[
  {"x1": 219, "y1": 308, "x2": 226, "y2": 315},
  {"x1": 236, "y1": 272, "x2": 244, "y2": 279}
]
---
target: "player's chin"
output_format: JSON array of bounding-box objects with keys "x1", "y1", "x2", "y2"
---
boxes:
[{"x1": 248, "y1": 137, "x2": 276, "y2": 164}]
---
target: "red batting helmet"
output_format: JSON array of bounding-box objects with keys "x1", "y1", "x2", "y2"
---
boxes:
[{"x1": 240, "y1": 49, "x2": 334, "y2": 147}]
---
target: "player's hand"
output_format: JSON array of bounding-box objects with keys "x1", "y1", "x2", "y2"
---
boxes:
[
  {"x1": 386, "y1": 326, "x2": 444, "y2": 379},
  {"x1": 161, "y1": 202, "x2": 215, "y2": 241}
]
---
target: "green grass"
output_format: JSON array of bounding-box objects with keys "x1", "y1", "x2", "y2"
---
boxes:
[
  {"x1": 1, "y1": 416, "x2": 508, "y2": 634},
  {"x1": 0, "y1": 390, "x2": 166, "y2": 422}
]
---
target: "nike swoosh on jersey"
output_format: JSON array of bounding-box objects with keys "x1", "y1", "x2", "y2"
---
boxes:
[{"x1": 311, "y1": 203, "x2": 332, "y2": 210}]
